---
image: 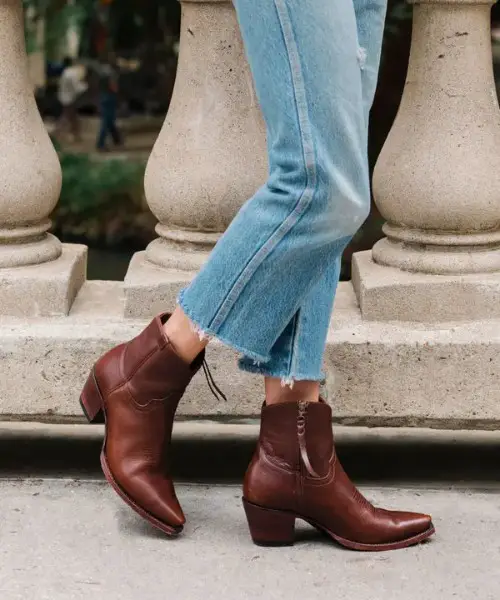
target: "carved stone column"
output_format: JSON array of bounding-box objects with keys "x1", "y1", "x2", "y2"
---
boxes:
[
  {"x1": 353, "y1": 0, "x2": 500, "y2": 321},
  {"x1": 124, "y1": 0, "x2": 267, "y2": 318},
  {"x1": 0, "y1": 0, "x2": 86, "y2": 316}
]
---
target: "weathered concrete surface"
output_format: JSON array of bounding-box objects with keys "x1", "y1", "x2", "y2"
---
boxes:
[
  {"x1": 124, "y1": 251, "x2": 193, "y2": 318},
  {"x1": 0, "y1": 244, "x2": 87, "y2": 317},
  {"x1": 372, "y1": 0, "x2": 500, "y2": 275},
  {"x1": 0, "y1": 479, "x2": 498, "y2": 600},
  {"x1": 3, "y1": 280, "x2": 500, "y2": 426},
  {"x1": 352, "y1": 250, "x2": 500, "y2": 322},
  {"x1": 0, "y1": 0, "x2": 63, "y2": 268}
]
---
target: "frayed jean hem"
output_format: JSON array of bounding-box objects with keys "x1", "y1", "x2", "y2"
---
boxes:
[
  {"x1": 178, "y1": 289, "x2": 271, "y2": 365},
  {"x1": 238, "y1": 359, "x2": 325, "y2": 383}
]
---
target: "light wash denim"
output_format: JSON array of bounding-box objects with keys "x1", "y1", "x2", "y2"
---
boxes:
[{"x1": 179, "y1": 0, "x2": 387, "y2": 382}]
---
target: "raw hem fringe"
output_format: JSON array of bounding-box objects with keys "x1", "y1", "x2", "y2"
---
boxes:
[
  {"x1": 178, "y1": 290, "x2": 271, "y2": 365},
  {"x1": 238, "y1": 360, "x2": 325, "y2": 385}
]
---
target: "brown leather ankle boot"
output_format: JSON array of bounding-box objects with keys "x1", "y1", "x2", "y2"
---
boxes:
[
  {"x1": 243, "y1": 400, "x2": 435, "y2": 551},
  {"x1": 80, "y1": 314, "x2": 204, "y2": 536}
]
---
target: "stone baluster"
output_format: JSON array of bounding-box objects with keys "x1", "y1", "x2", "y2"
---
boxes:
[
  {"x1": 124, "y1": 0, "x2": 267, "y2": 318},
  {"x1": 353, "y1": 0, "x2": 500, "y2": 322},
  {"x1": 0, "y1": 0, "x2": 86, "y2": 316}
]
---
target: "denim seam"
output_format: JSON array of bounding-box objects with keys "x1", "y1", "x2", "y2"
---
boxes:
[
  {"x1": 281, "y1": 149, "x2": 322, "y2": 383},
  {"x1": 207, "y1": 0, "x2": 318, "y2": 334}
]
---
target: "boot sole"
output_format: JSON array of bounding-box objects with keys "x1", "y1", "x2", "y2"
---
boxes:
[
  {"x1": 243, "y1": 499, "x2": 435, "y2": 551},
  {"x1": 80, "y1": 369, "x2": 183, "y2": 538}
]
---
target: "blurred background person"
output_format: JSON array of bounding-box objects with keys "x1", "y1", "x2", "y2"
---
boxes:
[
  {"x1": 56, "y1": 57, "x2": 88, "y2": 142},
  {"x1": 96, "y1": 51, "x2": 123, "y2": 151}
]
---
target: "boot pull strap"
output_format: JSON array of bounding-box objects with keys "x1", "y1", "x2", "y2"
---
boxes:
[
  {"x1": 202, "y1": 359, "x2": 228, "y2": 403},
  {"x1": 297, "y1": 400, "x2": 322, "y2": 479}
]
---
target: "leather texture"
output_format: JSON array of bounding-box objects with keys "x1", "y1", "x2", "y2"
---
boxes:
[
  {"x1": 95, "y1": 314, "x2": 203, "y2": 529},
  {"x1": 244, "y1": 400, "x2": 432, "y2": 545}
]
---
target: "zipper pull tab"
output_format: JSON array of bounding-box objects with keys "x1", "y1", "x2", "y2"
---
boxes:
[{"x1": 297, "y1": 400, "x2": 321, "y2": 479}]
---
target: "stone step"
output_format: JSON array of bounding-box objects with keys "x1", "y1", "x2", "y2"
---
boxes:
[{"x1": 1, "y1": 421, "x2": 499, "y2": 486}]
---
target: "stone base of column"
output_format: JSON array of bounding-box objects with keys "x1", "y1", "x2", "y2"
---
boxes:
[
  {"x1": 352, "y1": 250, "x2": 500, "y2": 322},
  {"x1": 0, "y1": 244, "x2": 87, "y2": 317},
  {"x1": 124, "y1": 251, "x2": 196, "y2": 318}
]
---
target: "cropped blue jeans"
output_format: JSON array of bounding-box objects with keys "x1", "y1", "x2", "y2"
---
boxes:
[{"x1": 179, "y1": 0, "x2": 387, "y2": 382}]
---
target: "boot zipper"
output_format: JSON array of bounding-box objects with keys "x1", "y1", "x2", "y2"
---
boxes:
[{"x1": 297, "y1": 400, "x2": 322, "y2": 479}]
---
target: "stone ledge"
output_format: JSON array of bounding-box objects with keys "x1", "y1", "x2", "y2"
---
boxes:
[
  {"x1": 123, "y1": 251, "x2": 194, "y2": 318},
  {"x1": 352, "y1": 250, "x2": 500, "y2": 322},
  {"x1": 3, "y1": 420, "x2": 500, "y2": 444},
  {"x1": 1, "y1": 279, "x2": 500, "y2": 427},
  {"x1": 0, "y1": 244, "x2": 87, "y2": 317}
]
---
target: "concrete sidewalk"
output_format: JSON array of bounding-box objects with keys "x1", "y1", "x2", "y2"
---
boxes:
[{"x1": 1, "y1": 479, "x2": 498, "y2": 600}]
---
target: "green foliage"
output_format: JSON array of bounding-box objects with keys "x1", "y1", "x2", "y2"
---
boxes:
[
  {"x1": 58, "y1": 152, "x2": 143, "y2": 215},
  {"x1": 23, "y1": 0, "x2": 44, "y2": 54},
  {"x1": 23, "y1": 0, "x2": 92, "y2": 56},
  {"x1": 23, "y1": 0, "x2": 181, "y2": 56},
  {"x1": 52, "y1": 147, "x2": 147, "y2": 245},
  {"x1": 45, "y1": 4, "x2": 88, "y2": 58}
]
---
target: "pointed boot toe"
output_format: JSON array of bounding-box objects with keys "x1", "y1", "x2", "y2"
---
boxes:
[
  {"x1": 394, "y1": 511, "x2": 434, "y2": 541},
  {"x1": 243, "y1": 400, "x2": 436, "y2": 552},
  {"x1": 118, "y1": 471, "x2": 187, "y2": 531},
  {"x1": 82, "y1": 313, "x2": 203, "y2": 536},
  {"x1": 147, "y1": 478, "x2": 187, "y2": 529}
]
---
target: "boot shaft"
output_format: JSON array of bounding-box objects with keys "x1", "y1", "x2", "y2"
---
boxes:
[
  {"x1": 96, "y1": 314, "x2": 204, "y2": 404},
  {"x1": 243, "y1": 401, "x2": 434, "y2": 548},
  {"x1": 258, "y1": 400, "x2": 334, "y2": 474},
  {"x1": 244, "y1": 400, "x2": 335, "y2": 509}
]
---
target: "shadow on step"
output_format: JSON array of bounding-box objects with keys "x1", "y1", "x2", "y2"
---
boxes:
[{"x1": 0, "y1": 423, "x2": 499, "y2": 487}]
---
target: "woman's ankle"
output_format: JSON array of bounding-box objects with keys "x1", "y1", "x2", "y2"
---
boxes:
[
  {"x1": 264, "y1": 377, "x2": 320, "y2": 405},
  {"x1": 162, "y1": 307, "x2": 209, "y2": 364}
]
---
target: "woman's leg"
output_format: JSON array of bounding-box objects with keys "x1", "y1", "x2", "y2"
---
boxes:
[
  {"x1": 168, "y1": 0, "x2": 369, "y2": 366},
  {"x1": 239, "y1": 0, "x2": 433, "y2": 550},
  {"x1": 87, "y1": 0, "x2": 366, "y2": 538},
  {"x1": 239, "y1": 254, "x2": 344, "y2": 394},
  {"x1": 353, "y1": 0, "x2": 389, "y2": 115},
  {"x1": 81, "y1": 0, "x2": 433, "y2": 549},
  {"x1": 239, "y1": 0, "x2": 389, "y2": 401},
  {"x1": 96, "y1": 116, "x2": 108, "y2": 150}
]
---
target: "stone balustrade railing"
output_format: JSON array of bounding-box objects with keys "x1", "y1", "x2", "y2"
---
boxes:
[
  {"x1": 124, "y1": 0, "x2": 267, "y2": 316},
  {"x1": 0, "y1": 0, "x2": 86, "y2": 316},
  {"x1": 0, "y1": 0, "x2": 499, "y2": 427},
  {"x1": 353, "y1": 0, "x2": 500, "y2": 322}
]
